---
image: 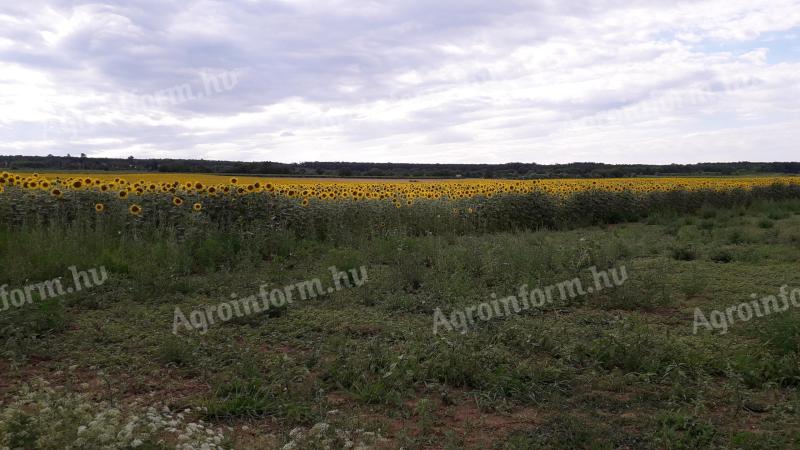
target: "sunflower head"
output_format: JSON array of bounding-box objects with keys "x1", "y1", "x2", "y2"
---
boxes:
[
  {"x1": 129, "y1": 204, "x2": 142, "y2": 215},
  {"x1": 230, "y1": 177, "x2": 238, "y2": 184},
  {"x1": 301, "y1": 198, "x2": 309, "y2": 207},
  {"x1": 51, "y1": 188, "x2": 63, "y2": 198},
  {"x1": 94, "y1": 203, "x2": 105, "y2": 212},
  {"x1": 118, "y1": 190, "x2": 129, "y2": 199},
  {"x1": 192, "y1": 202, "x2": 202, "y2": 211},
  {"x1": 172, "y1": 196, "x2": 184, "y2": 207}
]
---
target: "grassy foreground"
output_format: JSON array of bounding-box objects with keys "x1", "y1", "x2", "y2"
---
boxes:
[{"x1": 2, "y1": 199, "x2": 800, "y2": 449}]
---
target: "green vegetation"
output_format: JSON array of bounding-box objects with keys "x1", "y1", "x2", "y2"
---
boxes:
[{"x1": 2, "y1": 197, "x2": 800, "y2": 448}]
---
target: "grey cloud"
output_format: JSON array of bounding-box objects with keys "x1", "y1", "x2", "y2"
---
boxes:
[{"x1": 1, "y1": 0, "x2": 798, "y2": 162}]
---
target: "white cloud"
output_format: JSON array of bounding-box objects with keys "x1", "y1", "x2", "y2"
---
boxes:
[{"x1": 0, "y1": 0, "x2": 798, "y2": 163}]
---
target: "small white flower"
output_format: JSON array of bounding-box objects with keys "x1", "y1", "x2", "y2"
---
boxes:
[{"x1": 309, "y1": 422, "x2": 330, "y2": 437}]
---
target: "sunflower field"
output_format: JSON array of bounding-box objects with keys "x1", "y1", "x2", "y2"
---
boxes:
[
  {"x1": 1, "y1": 171, "x2": 799, "y2": 239},
  {"x1": 3, "y1": 171, "x2": 800, "y2": 448}
]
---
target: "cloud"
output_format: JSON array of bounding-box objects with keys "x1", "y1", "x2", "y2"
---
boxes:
[{"x1": 0, "y1": 0, "x2": 799, "y2": 163}]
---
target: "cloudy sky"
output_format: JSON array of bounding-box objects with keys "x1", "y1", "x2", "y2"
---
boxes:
[{"x1": 1, "y1": 0, "x2": 799, "y2": 164}]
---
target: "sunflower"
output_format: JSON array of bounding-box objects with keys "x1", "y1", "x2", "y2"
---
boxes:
[
  {"x1": 301, "y1": 198, "x2": 309, "y2": 207},
  {"x1": 51, "y1": 188, "x2": 63, "y2": 198},
  {"x1": 230, "y1": 177, "x2": 238, "y2": 184},
  {"x1": 72, "y1": 180, "x2": 83, "y2": 189},
  {"x1": 118, "y1": 190, "x2": 129, "y2": 199},
  {"x1": 172, "y1": 196, "x2": 184, "y2": 207},
  {"x1": 129, "y1": 204, "x2": 142, "y2": 215},
  {"x1": 192, "y1": 202, "x2": 202, "y2": 212},
  {"x1": 94, "y1": 203, "x2": 105, "y2": 212}
]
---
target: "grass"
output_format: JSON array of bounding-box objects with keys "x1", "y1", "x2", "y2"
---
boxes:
[{"x1": 1, "y1": 198, "x2": 800, "y2": 448}]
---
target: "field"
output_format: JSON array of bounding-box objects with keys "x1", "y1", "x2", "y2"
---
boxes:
[{"x1": 2, "y1": 172, "x2": 800, "y2": 449}]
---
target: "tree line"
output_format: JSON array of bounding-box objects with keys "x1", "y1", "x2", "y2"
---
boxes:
[{"x1": 1, "y1": 154, "x2": 798, "y2": 179}]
